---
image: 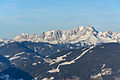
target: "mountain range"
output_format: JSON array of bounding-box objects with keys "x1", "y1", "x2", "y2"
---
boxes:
[
  {"x1": 0, "y1": 26, "x2": 120, "y2": 80},
  {"x1": 1, "y1": 26, "x2": 120, "y2": 46}
]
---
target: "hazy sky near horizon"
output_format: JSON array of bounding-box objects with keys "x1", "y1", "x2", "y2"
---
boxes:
[{"x1": 0, "y1": 0, "x2": 120, "y2": 38}]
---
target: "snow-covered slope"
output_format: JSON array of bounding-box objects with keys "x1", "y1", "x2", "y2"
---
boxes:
[{"x1": 13, "y1": 26, "x2": 120, "y2": 46}]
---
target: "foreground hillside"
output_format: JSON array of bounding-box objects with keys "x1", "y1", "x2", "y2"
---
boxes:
[{"x1": 0, "y1": 42, "x2": 120, "y2": 80}]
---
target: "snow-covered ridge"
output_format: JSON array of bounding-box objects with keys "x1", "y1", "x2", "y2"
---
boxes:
[{"x1": 13, "y1": 26, "x2": 120, "y2": 46}]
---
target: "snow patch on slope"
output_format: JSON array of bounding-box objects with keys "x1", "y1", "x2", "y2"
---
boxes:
[
  {"x1": 9, "y1": 52, "x2": 25, "y2": 61},
  {"x1": 49, "y1": 52, "x2": 72, "y2": 65},
  {"x1": 91, "y1": 64, "x2": 112, "y2": 80}
]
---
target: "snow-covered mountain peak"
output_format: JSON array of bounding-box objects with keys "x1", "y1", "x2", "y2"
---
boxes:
[
  {"x1": 71, "y1": 26, "x2": 98, "y2": 35},
  {"x1": 44, "y1": 29, "x2": 62, "y2": 37}
]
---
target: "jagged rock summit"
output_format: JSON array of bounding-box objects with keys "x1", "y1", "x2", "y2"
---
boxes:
[{"x1": 13, "y1": 26, "x2": 120, "y2": 46}]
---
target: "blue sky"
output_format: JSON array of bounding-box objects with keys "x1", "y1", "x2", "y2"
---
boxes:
[{"x1": 0, "y1": 0, "x2": 120, "y2": 39}]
